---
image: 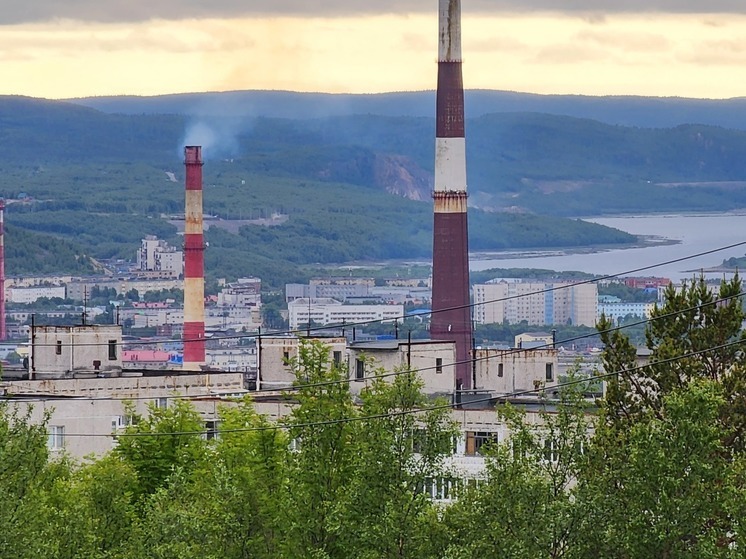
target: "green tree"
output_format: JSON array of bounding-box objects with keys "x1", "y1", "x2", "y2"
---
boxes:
[
  {"x1": 337, "y1": 366, "x2": 457, "y2": 558},
  {"x1": 282, "y1": 340, "x2": 358, "y2": 558},
  {"x1": 599, "y1": 275, "x2": 746, "y2": 451},
  {"x1": 576, "y1": 380, "x2": 744, "y2": 558},
  {"x1": 114, "y1": 399, "x2": 207, "y2": 500},
  {"x1": 194, "y1": 398, "x2": 288, "y2": 559},
  {"x1": 443, "y1": 377, "x2": 591, "y2": 559},
  {"x1": 0, "y1": 405, "x2": 69, "y2": 559}
]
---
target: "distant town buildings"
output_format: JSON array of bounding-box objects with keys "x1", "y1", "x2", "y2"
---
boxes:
[
  {"x1": 286, "y1": 277, "x2": 431, "y2": 306},
  {"x1": 217, "y1": 277, "x2": 261, "y2": 308},
  {"x1": 623, "y1": 276, "x2": 671, "y2": 290}
]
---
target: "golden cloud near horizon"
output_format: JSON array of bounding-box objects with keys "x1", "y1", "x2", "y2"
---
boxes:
[{"x1": 2, "y1": 12, "x2": 746, "y2": 99}]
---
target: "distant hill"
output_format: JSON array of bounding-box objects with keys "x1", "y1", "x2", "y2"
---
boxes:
[
  {"x1": 69, "y1": 89, "x2": 746, "y2": 130},
  {"x1": 0, "y1": 95, "x2": 635, "y2": 284},
  {"x1": 7, "y1": 96, "x2": 746, "y2": 217}
]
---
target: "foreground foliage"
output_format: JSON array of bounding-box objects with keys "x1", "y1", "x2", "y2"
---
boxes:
[{"x1": 4, "y1": 273, "x2": 746, "y2": 559}]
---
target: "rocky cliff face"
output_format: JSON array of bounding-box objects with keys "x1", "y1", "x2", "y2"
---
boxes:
[
  {"x1": 372, "y1": 154, "x2": 433, "y2": 201},
  {"x1": 314, "y1": 148, "x2": 433, "y2": 202}
]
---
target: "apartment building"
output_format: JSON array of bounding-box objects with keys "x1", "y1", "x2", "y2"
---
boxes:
[
  {"x1": 287, "y1": 298, "x2": 403, "y2": 330},
  {"x1": 137, "y1": 236, "x2": 183, "y2": 279},
  {"x1": 473, "y1": 279, "x2": 598, "y2": 327}
]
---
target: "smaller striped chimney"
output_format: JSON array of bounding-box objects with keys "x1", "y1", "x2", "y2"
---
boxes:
[{"x1": 183, "y1": 147, "x2": 205, "y2": 369}]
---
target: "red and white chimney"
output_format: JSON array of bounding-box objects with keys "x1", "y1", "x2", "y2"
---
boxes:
[
  {"x1": 430, "y1": 0, "x2": 473, "y2": 390},
  {"x1": 183, "y1": 146, "x2": 205, "y2": 369}
]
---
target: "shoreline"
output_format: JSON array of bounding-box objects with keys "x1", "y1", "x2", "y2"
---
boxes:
[{"x1": 470, "y1": 234, "x2": 679, "y2": 263}]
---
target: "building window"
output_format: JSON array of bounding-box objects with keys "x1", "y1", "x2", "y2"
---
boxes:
[
  {"x1": 108, "y1": 340, "x2": 117, "y2": 360},
  {"x1": 55, "y1": 340, "x2": 62, "y2": 355},
  {"x1": 333, "y1": 351, "x2": 342, "y2": 365},
  {"x1": 435, "y1": 357, "x2": 443, "y2": 374},
  {"x1": 546, "y1": 363, "x2": 554, "y2": 382},
  {"x1": 204, "y1": 420, "x2": 220, "y2": 441},
  {"x1": 283, "y1": 350, "x2": 290, "y2": 363},
  {"x1": 355, "y1": 358, "x2": 365, "y2": 380},
  {"x1": 48, "y1": 425, "x2": 65, "y2": 450},
  {"x1": 465, "y1": 431, "x2": 498, "y2": 455},
  {"x1": 544, "y1": 439, "x2": 558, "y2": 463},
  {"x1": 154, "y1": 397, "x2": 168, "y2": 410},
  {"x1": 497, "y1": 363, "x2": 504, "y2": 378}
]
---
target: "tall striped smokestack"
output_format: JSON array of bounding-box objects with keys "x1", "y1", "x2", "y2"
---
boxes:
[
  {"x1": 0, "y1": 199, "x2": 5, "y2": 341},
  {"x1": 431, "y1": 0, "x2": 473, "y2": 390},
  {"x1": 183, "y1": 146, "x2": 205, "y2": 369}
]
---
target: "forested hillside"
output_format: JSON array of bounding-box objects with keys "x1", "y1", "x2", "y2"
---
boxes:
[
  {"x1": 9, "y1": 94, "x2": 746, "y2": 280},
  {"x1": 0, "y1": 96, "x2": 639, "y2": 282}
]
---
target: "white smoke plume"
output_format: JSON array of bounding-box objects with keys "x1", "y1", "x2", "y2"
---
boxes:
[{"x1": 179, "y1": 117, "x2": 245, "y2": 161}]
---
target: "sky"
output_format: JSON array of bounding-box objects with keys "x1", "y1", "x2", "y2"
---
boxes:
[{"x1": 2, "y1": 1, "x2": 746, "y2": 100}]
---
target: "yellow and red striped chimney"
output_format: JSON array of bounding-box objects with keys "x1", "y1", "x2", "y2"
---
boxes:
[{"x1": 183, "y1": 146, "x2": 205, "y2": 369}]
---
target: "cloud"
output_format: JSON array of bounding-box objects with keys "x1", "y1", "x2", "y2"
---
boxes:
[{"x1": 3, "y1": 1, "x2": 746, "y2": 25}]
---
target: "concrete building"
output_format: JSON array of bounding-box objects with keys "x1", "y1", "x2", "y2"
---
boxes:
[
  {"x1": 515, "y1": 331, "x2": 554, "y2": 349},
  {"x1": 29, "y1": 324, "x2": 123, "y2": 379},
  {"x1": 217, "y1": 277, "x2": 261, "y2": 308},
  {"x1": 0, "y1": 333, "x2": 575, "y2": 491},
  {"x1": 67, "y1": 278, "x2": 183, "y2": 301},
  {"x1": 311, "y1": 277, "x2": 375, "y2": 287},
  {"x1": 3, "y1": 372, "x2": 246, "y2": 457},
  {"x1": 348, "y1": 339, "x2": 456, "y2": 396},
  {"x1": 137, "y1": 236, "x2": 183, "y2": 279},
  {"x1": 473, "y1": 348, "x2": 559, "y2": 396},
  {"x1": 7, "y1": 285, "x2": 67, "y2": 304},
  {"x1": 6, "y1": 275, "x2": 77, "y2": 289},
  {"x1": 285, "y1": 282, "x2": 370, "y2": 303},
  {"x1": 258, "y1": 335, "x2": 347, "y2": 390},
  {"x1": 287, "y1": 298, "x2": 403, "y2": 330},
  {"x1": 473, "y1": 280, "x2": 598, "y2": 327},
  {"x1": 122, "y1": 350, "x2": 179, "y2": 370}
]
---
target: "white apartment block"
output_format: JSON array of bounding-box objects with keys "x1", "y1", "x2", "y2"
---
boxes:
[
  {"x1": 7, "y1": 285, "x2": 67, "y2": 304},
  {"x1": 473, "y1": 280, "x2": 598, "y2": 327},
  {"x1": 287, "y1": 298, "x2": 404, "y2": 330},
  {"x1": 137, "y1": 236, "x2": 183, "y2": 278}
]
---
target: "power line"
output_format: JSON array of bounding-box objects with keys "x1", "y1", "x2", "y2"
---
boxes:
[
  {"x1": 21, "y1": 240, "x2": 746, "y2": 349},
  {"x1": 11, "y1": 289, "x2": 743, "y2": 402},
  {"x1": 36, "y1": 325, "x2": 746, "y2": 438}
]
